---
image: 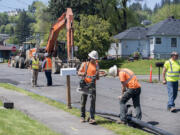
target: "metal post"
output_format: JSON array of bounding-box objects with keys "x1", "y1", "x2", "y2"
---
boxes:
[
  {"x1": 158, "y1": 67, "x2": 161, "y2": 81},
  {"x1": 66, "y1": 75, "x2": 72, "y2": 109}
]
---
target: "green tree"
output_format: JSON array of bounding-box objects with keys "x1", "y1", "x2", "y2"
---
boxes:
[
  {"x1": 31, "y1": 1, "x2": 51, "y2": 46},
  {"x1": 74, "y1": 15, "x2": 111, "y2": 60},
  {"x1": 0, "y1": 25, "x2": 5, "y2": 33},
  {"x1": 4, "y1": 24, "x2": 14, "y2": 35},
  {"x1": 151, "y1": 4, "x2": 180, "y2": 23},
  {"x1": 0, "y1": 13, "x2": 9, "y2": 26},
  {"x1": 47, "y1": 0, "x2": 100, "y2": 21},
  {"x1": 15, "y1": 11, "x2": 32, "y2": 44}
]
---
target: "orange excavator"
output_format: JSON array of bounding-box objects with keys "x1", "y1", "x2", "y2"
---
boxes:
[{"x1": 46, "y1": 8, "x2": 80, "y2": 73}]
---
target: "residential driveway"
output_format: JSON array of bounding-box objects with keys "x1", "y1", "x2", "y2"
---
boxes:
[{"x1": 0, "y1": 64, "x2": 180, "y2": 135}]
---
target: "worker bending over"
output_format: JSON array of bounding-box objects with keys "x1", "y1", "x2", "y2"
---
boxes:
[
  {"x1": 30, "y1": 52, "x2": 39, "y2": 87},
  {"x1": 78, "y1": 50, "x2": 99, "y2": 124},
  {"x1": 109, "y1": 65, "x2": 142, "y2": 124},
  {"x1": 42, "y1": 53, "x2": 52, "y2": 86}
]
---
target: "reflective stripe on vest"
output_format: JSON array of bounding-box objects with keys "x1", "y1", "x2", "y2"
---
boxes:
[
  {"x1": 121, "y1": 70, "x2": 135, "y2": 85},
  {"x1": 32, "y1": 59, "x2": 39, "y2": 69},
  {"x1": 166, "y1": 60, "x2": 180, "y2": 78},
  {"x1": 45, "y1": 58, "x2": 52, "y2": 70}
]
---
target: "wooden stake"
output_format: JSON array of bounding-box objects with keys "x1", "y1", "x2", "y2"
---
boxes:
[{"x1": 66, "y1": 75, "x2": 72, "y2": 109}]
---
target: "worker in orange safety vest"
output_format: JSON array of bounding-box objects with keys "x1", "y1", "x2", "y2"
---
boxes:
[
  {"x1": 109, "y1": 65, "x2": 142, "y2": 124},
  {"x1": 78, "y1": 50, "x2": 99, "y2": 124},
  {"x1": 42, "y1": 53, "x2": 52, "y2": 86}
]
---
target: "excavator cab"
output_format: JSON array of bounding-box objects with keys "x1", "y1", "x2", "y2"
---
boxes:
[{"x1": 55, "y1": 41, "x2": 67, "y2": 63}]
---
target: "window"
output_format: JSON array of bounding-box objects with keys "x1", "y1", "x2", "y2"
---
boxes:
[
  {"x1": 155, "y1": 38, "x2": 161, "y2": 44},
  {"x1": 171, "y1": 38, "x2": 177, "y2": 48}
]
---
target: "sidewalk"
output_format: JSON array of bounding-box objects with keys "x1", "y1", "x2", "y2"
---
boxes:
[{"x1": 0, "y1": 87, "x2": 116, "y2": 135}]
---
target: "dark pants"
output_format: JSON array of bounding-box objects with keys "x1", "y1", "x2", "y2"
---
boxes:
[
  {"x1": 32, "y1": 69, "x2": 38, "y2": 86},
  {"x1": 45, "y1": 70, "x2": 52, "y2": 86},
  {"x1": 167, "y1": 81, "x2": 178, "y2": 108},
  {"x1": 81, "y1": 87, "x2": 96, "y2": 119},
  {"x1": 120, "y1": 87, "x2": 142, "y2": 122}
]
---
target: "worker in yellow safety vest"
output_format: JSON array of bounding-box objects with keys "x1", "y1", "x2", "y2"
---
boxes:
[
  {"x1": 42, "y1": 53, "x2": 52, "y2": 86},
  {"x1": 31, "y1": 52, "x2": 39, "y2": 87},
  {"x1": 163, "y1": 51, "x2": 180, "y2": 112}
]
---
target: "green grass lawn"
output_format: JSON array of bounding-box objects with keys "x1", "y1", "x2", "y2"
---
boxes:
[
  {"x1": 99, "y1": 59, "x2": 165, "y2": 75},
  {"x1": 0, "y1": 83, "x2": 151, "y2": 135},
  {"x1": 0, "y1": 101, "x2": 60, "y2": 135}
]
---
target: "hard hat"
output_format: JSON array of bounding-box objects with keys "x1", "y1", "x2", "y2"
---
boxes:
[
  {"x1": 88, "y1": 50, "x2": 98, "y2": 60},
  {"x1": 171, "y1": 51, "x2": 178, "y2": 56},
  {"x1": 32, "y1": 52, "x2": 36, "y2": 56},
  {"x1": 108, "y1": 65, "x2": 117, "y2": 77},
  {"x1": 44, "y1": 53, "x2": 48, "y2": 57}
]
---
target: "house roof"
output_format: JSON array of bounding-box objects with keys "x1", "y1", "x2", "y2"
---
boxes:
[
  {"x1": 147, "y1": 17, "x2": 180, "y2": 36},
  {"x1": 114, "y1": 17, "x2": 180, "y2": 40},
  {"x1": 0, "y1": 45, "x2": 13, "y2": 51},
  {"x1": 114, "y1": 27, "x2": 148, "y2": 40}
]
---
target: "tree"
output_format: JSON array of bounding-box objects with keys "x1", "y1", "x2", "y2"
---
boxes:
[
  {"x1": 151, "y1": 4, "x2": 180, "y2": 23},
  {"x1": 4, "y1": 24, "x2": 14, "y2": 35},
  {"x1": 31, "y1": 1, "x2": 51, "y2": 46},
  {"x1": 15, "y1": 11, "x2": 32, "y2": 44},
  {"x1": 0, "y1": 25, "x2": 5, "y2": 33},
  {"x1": 47, "y1": 0, "x2": 100, "y2": 22},
  {"x1": 0, "y1": 13, "x2": 9, "y2": 26},
  {"x1": 129, "y1": 2, "x2": 142, "y2": 11},
  {"x1": 74, "y1": 15, "x2": 111, "y2": 60}
]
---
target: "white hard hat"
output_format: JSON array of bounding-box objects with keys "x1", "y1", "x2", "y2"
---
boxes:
[
  {"x1": 32, "y1": 52, "x2": 36, "y2": 56},
  {"x1": 88, "y1": 50, "x2": 98, "y2": 60},
  {"x1": 44, "y1": 53, "x2": 48, "y2": 57},
  {"x1": 108, "y1": 65, "x2": 118, "y2": 77}
]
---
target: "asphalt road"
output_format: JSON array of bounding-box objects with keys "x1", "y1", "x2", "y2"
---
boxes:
[{"x1": 0, "y1": 64, "x2": 180, "y2": 135}]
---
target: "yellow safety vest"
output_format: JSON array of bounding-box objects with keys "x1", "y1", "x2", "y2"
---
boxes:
[
  {"x1": 166, "y1": 59, "x2": 180, "y2": 82},
  {"x1": 32, "y1": 58, "x2": 39, "y2": 69}
]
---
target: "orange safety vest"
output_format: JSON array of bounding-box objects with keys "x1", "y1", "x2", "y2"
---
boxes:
[
  {"x1": 81, "y1": 61, "x2": 99, "y2": 83},
  {"x1": 45, "y1": 58, "x2": 52, "y2": 70},
  {"x1": 119, "y1": 68, "x2": 141, "y2": 89}
]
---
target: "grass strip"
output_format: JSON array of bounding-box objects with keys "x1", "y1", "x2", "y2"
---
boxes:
[
  {"x1": 0, "y1": 101, "x2": 60, "y2": 135},
  {"x1": 0, "y1": 83, "x2": 151, "y2": 135}
]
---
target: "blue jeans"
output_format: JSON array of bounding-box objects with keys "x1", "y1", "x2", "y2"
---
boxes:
[
  {"x1": 167, "y1": 81, "x2": 178, "y2": 108},
  {"x1": 45, "y1": 70, "x2": 52, "y2": 86},
  {"x1": 120, "y1": 87, "x2": 142, "y2": 122}
]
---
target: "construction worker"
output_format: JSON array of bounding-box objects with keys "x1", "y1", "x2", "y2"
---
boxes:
[
  {"x1": 78, "y1": 50, "x2": 99, "y2": 124},
  {"x1": 109, "y1": 65, "x2": 142, "y2": 124},
  {"x1": 42, "y1": 53, "x2": 52, "y2": 86},
  {"x1": 30, "y1": 52, "x2": 39, "y2": 87},
  {"x1": 162, "y1": 51, "x2": 180, "y2": 112}
]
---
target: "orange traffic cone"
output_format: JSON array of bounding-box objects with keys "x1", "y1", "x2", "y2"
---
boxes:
[{"x1": 149, "y1": 64, "x2": 152, "y2": 83}]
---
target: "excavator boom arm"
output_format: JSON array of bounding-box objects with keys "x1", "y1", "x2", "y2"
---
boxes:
[{"x1": 46, "y1": 8, "x2": 74, "y2": 60}]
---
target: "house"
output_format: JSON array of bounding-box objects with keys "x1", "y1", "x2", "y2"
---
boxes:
[
  {"x1": 0, "y1": 45, "x2": 15, "y2": 62},
  {"x1": 108, "y1": 17, "x2": 180, "y2": 59},
  {"x1": 108, "y1": 27, "x2": 149, "y2": 58}
]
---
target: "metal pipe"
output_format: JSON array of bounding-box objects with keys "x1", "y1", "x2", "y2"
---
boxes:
[{"x1": 95, "y1": 110, "x2": 174, "y2": 135}]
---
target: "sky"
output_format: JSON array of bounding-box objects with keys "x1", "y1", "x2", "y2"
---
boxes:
[
  {"x1": 0, "y1": 0, "x2": 161, "y2": 13},
  {"x1": 0, "y1": 0, "x2": 49, "y2": 12}
]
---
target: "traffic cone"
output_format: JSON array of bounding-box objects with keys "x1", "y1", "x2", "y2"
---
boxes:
[{"x1": 149, "y1": 64, "x2": 152, "y2": 83}]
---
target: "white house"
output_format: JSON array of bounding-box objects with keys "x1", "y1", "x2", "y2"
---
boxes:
[{"x1": 108, "y1": 17, "x2": 180, "y2": 59}]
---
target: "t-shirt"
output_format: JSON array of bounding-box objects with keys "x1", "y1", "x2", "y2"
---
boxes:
[{"x1": 119, "y1": 68, "x2": 140, "y2": 89}]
